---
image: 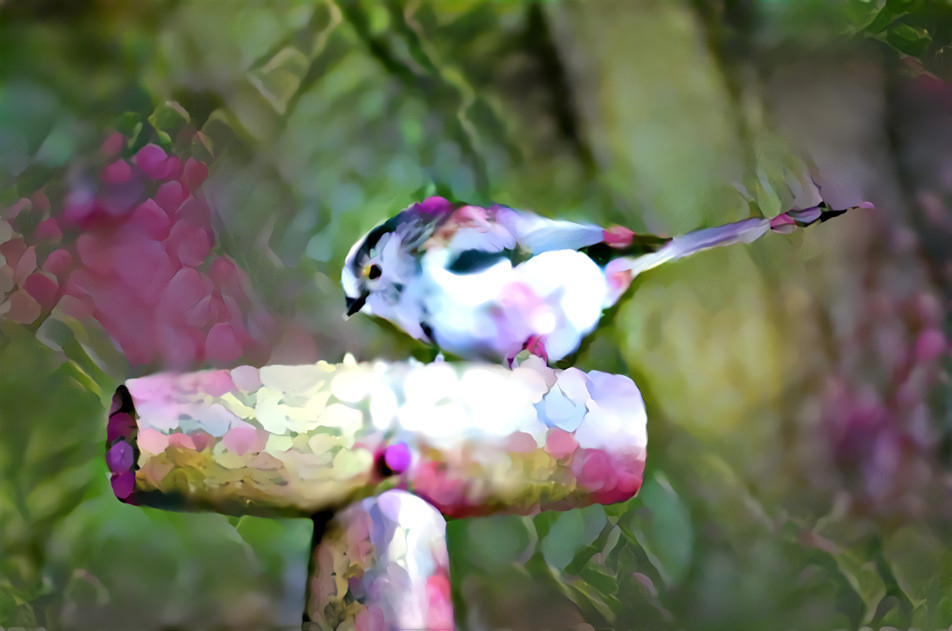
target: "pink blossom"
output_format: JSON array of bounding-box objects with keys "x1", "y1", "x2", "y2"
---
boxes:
[
  {"x1": 6, "y1": 289, "x2": 41, "y2": 323},
  {"x1": 34, "y1": 218, "x2": 62, "y2": 242},
  {"x1": 23, "y1": 272, "x2": 58, "y2": 308},
  {"x1": 177, "y1": 197, "x2": 212, "y2": 229},
  {"x1": 130, "y1": 199, "x2": 172, "y2": 239},
  {"x1": 160, "y1": 268, "x2": 211, "y2": 315},
  {"x1": 100, "y1": 131, "x2": 124, "y2": 157},
  {"x1": 5, "y1": 130, "x2": 275, "y2": 369},
  {"x1": 206, "y1": 323, "x2": 242, "y2": 363},
  {"x1": 155, "y1": 180, "x2": 188, "y2": 213},
  {"x1": 0, "y1": 238, "x2": 27, "y2": 272},
  {"x1": 12, "y1": 245, "x2": 37, "y2": 284},
  {"x1": 41, "y1": 249, "x2": 73, "y2": 278},
  {"x1": 166, "y1": 220, "x2": 211, "y2": 266},
  {"x1": 182, "y1": 158, "x2": 208, "y2": 190},
  {"x1": 134, "y1": 144, "x2": 170, "y2": 180},
  {"x1": 914, "y1": 328, "x2": 947, "y2": 362},
  {"x1": 101, "y1": 159, "x2": 132, "y2": 184}
]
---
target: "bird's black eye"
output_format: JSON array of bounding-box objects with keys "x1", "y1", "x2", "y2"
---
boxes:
[{"x1": 368, "y1": 264, "x2": 382, "y2": 280}]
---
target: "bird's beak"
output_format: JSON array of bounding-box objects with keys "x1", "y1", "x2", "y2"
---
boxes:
[{"x1": 345, "y1": 292, "x2": 369, "y2": 316}]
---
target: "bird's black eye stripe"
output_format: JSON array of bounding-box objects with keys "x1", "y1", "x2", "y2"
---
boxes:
[
  {"x1": 363, "y1": 224, "x2": 389, "y2": 253},
  {"x1": 368, "y1": 264, "x2": 382, "y2": 279}
]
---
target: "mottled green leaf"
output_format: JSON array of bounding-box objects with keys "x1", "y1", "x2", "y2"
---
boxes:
[
  {"x1": 540, "y1": 505, "x2": 605, "y2": 571},
  {"x1": 465, "y1": 515, "x2": 533, "y2": 572},
  {"x1": 883, "y1": 524, "x2": 952, "y2": 628},
  {"x1": 148, "y1": 100, "x2": 190, "y2": 137},
  {"x1": 620, "y1": 472, "x2": 692, "y2": 587},
  {"x1": 846, "y1": 0, "x2": 889, "y2": 30},
  {"x1": 884, "y1": 21, "x2": 933, "y2": 56},
  {"x1": 834, "y1": 550, "x2": 887, "y2": 624},
  {"x1": 248, "y1": 47, "x2": 311, "y2": 114},
  {"x1": 864, "y1": 0, "x2": 920, "y2": 33}
]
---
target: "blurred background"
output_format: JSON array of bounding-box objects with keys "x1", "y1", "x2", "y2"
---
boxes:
[{"x1": 1, "y1": 1, "x2": 950, "y2": 629}]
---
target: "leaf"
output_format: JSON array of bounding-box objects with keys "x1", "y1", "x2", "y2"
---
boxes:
[
  {"x1": 0, "y1": 580, "x2": 39, "y2": 628},
  {"x1": 619, "y1": 471, "x2": 692, "y2": 587},
  {"x1": 884, "y1": 21, "x2": 933, "y2": 56},
  {"x1": 845, "y1": 0, "x2": 888, "y2": 31},
  {"x1": 531, "y1": 509, "x2": 562, "y2": 542},
  {"x1": 464, "y1": 514, "x2": 532, "y2": 572},
  {"x1": 114, "y1": 111, "x2": 142, "y2": 140},
  {"x1": 883, "y1": 524, "x2": 952, "y2": 627},
  {"x1": 247, "y1": 46, "x2": 311, "y2": 115},
  {"x1": 198, "y1": 109, "x2": 236, "y2": 158},
  {"x1": 578, "y1": 564, "x2": 619, "y2": 598},
  {"x1": 34, "y1": 317, "x2": 114, "y2": 394},
  {"x1": 863, "y1": 0, "x2": 920, "y2": 34},
  {"x1": 13, "y1": 163, "x2": 57, "y2": 197},
  {"x1": 834, "y1": 550, "x2": 887, "y2": 624},
  {"x1": 540, "y1": 510, "x2": 583, "y2": 571},
  {"x1": 0, "y1": 324, "x2": 103, "y2": 622},
  {"x1": 539, "y1": 505, "x2": 605, "y2": 571},
  {"x1": 148, "y1": 101, "x2": 191, "y2": 138},
  {"x1": 235, "y1": 514, "x2": 312, "y2": 576},
  {"x1": 753, "y1": 168, "x2": 783, "y2": 219}
]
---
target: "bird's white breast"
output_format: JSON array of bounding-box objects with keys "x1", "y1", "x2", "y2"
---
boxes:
[{"x1": 419, "y1": 248, "x2": 610, "y2": 362}]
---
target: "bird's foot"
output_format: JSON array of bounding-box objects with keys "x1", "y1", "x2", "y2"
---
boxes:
[
  {"x1": 522, "y1": 335, "x2": 549, "y2": 363},
  {"x1": 506, "y1": 336, "x2": 549, "y2": 368}
]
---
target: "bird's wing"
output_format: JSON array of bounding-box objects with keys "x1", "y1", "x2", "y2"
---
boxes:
[
  {"x1": 439, "y1": 206, "x2": 607, "y2": 275},
  {"x1": 445, "y1": 247, "x2": 527, "y2": 274},
  {"x1": 496, "y1": 206, "x2": 605, "y2": 254}
]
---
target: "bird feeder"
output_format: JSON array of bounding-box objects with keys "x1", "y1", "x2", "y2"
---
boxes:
[{"x1": 106, "y1": 356, "x2": 647, "y2": 629}]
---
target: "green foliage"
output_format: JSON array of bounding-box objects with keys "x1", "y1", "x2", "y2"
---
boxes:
[
  {"x1": 619, "y1": 473, "x2": 693, "y2": 588},
  {"x1": 1, "y1": 1, "x2": 950, "y2": 629},
  {"x1": 0, "y1": 324, "x2": 104, "y2": 627},
  {"x1": 846, "y1": 0, "x2": 952, "y2": 73}
]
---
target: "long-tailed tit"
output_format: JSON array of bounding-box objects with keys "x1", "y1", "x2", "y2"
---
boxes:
[{"x1": 342, "y1": 196, "x2": 868, "y2": 365}]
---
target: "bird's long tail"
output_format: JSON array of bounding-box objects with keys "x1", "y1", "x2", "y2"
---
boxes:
[{"x1": 619, "y1": 201, "x2": 872, "y2": 278}]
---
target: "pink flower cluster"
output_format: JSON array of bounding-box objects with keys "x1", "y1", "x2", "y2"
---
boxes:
[
  {"x1": 1, "y1": 132, "x2": 274, "y2": 369},
  {"x1": 821, "y1": 288, "x2": 948, "y2": 515}
]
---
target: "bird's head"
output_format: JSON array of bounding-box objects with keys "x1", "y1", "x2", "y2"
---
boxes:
[{"x1": 342, "y1": 196, "x2": 458, "y2": 322}]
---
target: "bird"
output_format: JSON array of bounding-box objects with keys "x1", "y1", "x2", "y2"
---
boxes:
[{"x1": 341, "y1": 195, "x2": 869, "y2": 365}]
